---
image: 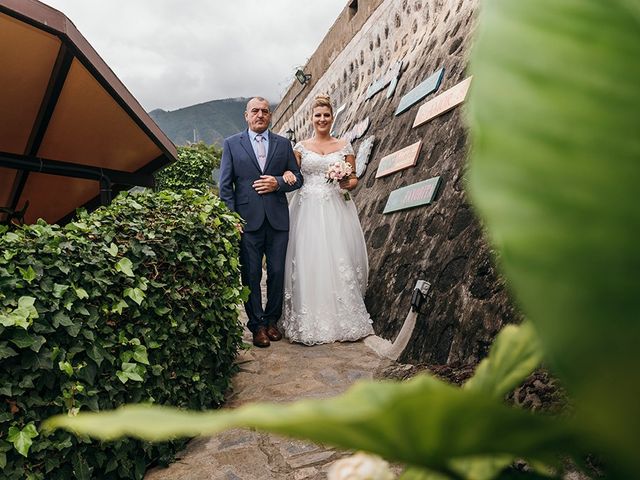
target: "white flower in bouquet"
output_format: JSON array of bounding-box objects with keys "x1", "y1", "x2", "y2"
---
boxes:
[
  {"x1": 327, "y1": 452, "x2": 395, "y2": 480},
  {"x1": 325, "y1": 160, "x2": 353, "y2": 200}
]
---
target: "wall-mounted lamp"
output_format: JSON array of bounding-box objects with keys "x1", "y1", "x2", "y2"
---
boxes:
[
  {"x1": 410, "y1": 280, "x2": 431, "y2": 313},
  {"x1": 295, "y1": 69, "x2": 312, "y2": 86},
  {"x1": 285, "y1": 128, "x2": 296, "y2": 144}
]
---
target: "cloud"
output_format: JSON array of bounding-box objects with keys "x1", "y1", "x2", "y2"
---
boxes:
[{"x1": 41, "y1": 0, "x2": 346, "y2": 111}]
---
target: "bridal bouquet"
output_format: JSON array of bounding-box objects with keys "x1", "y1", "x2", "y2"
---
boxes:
[{"x1": 325, "y1": 160, "x2": 353, "y2": 201}]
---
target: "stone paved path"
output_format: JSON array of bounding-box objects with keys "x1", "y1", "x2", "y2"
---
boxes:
[{"x1": 146, "y1": 326, "x2": 392, "y2": 479}]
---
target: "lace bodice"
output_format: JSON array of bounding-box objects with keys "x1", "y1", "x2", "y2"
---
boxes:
[
  {"x1": 293, "y1": 142, "x2": 355, "y2": 178},
  {"x1": 293, "y1": 142, "x2": 355, "y2": 201}
]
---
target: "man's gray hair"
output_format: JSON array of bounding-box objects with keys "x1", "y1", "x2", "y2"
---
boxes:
[{"x1": 246, "y1": 97, "x2": 270, "y2": 112}]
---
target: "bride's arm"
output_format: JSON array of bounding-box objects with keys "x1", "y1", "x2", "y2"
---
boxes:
[
  {"x1": 339, "y1": 153, "x2": 358, "y2": 191},
  {"x1": 282, "y1": 150, "x2": 302, "y2": 185}
]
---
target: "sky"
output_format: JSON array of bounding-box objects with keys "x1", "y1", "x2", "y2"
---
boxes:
[{"x1": 40, "y1": 1, "x2": 347, "y2": 112}]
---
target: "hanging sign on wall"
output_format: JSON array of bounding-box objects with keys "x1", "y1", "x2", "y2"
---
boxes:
[
  {"x1": 366, "y1": 60, "x2": 404, "y2": 100},
  {"x1": 355, "y1": 135, "x2": 376, "y2": 178},
  {"x1": 395, "y1": 67, "x2": 445, "y2": 116},
  {"x1": 412, "y1": 76, "x2": 472, "y2": 128},
  {"x1": 383, "y1": 177, "x2": 441, "y2": 214},
  {"x1": 330, "y1": 103, "x2": 347, "y2": 137},
  {"x1": 375, "y1": 140, "x2": 422, "y2": 178},
  {"x1": 343, "y1": 117, "x2": 370, "y2": 143}
]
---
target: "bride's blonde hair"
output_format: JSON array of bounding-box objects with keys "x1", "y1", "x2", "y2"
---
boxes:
[{"x1": 311, "y1": 94, "x2": 333, "y2": 116}]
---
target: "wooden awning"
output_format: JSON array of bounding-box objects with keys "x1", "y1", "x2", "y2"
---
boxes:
[{"x1": 0, "y1": 0, "x2": 178, "y2": 224}]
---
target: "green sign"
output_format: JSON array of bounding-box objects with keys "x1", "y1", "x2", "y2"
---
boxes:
[{"x1": 383, "y1": 177, "x2": 441, "y2": 214}]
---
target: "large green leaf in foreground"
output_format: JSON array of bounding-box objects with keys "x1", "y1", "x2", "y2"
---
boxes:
[
  {"x1": 46, "y1": 374, "x2": 577, "y2": 471},
  {"x1": 464, "y1": 322, "x2": 542, "y2": 399},
  {"x1": 467, "y1": 0, "x2": 640, "y2": 471},
  {"x1": 45, "y1": 322, "x2": 577, "y2": 478}
]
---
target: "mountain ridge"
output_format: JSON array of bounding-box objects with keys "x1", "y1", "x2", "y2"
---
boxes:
[{"x1": 149, "y1": 97, "x2": 250, "y2": 146}]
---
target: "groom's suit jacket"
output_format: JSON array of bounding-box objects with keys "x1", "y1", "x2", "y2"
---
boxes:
[{"x1": 219, "y1": 130, "x2": 303, "y2": 232}]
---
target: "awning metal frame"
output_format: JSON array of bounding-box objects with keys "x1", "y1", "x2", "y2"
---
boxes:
[{"x1": 0, "y1": 0, "x2": 177, "y2": 223}]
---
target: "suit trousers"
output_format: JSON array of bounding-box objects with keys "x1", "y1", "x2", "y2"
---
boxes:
[{"x1": 239, "y1": 218, "x2": 288, "y2": 333}]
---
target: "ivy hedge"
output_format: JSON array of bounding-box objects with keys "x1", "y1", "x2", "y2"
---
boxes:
[
  {"x1": 0, "y1": 190, "x2": 246, "y2": 479},
  {"x1": 155, "y1": 142, "x2": 221, "y2": 192}
]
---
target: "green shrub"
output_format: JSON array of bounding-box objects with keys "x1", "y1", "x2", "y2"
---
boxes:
[
  {"x1": 155, "y1": 142, "x2": 221, "y2": 192},
  {"x1": 0, "y1": 190, "x2": 246, "y2": 479}
]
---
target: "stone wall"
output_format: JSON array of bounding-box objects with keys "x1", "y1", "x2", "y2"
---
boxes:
[
  {"x1": 273, "y1": 0, "x2": 522, "y2": 366},
  {"x1": 272, "y1": 0, "x2": 386, "y2": 128}
]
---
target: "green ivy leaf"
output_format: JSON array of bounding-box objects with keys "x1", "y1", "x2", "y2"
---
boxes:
[
  {"x1": 115, "y1": 257, "x2": 135, "y2": 277},
  {"x1": 3, "y1": 232, "x2": 20, "y2": 243},
  {"x1": 74, "y1": 287, "x2": 89, "y2": 300},
  {"x1": 52, "y1": 283, "x2": 69, "y2": 299},
  {"x1": 154, "y1": 306, "x2": 171, "y2": 316},
  {"x1": 86, "y1": 344, "x2": 105, "y2": 367},
  {"x1": 53, "y1": 311, "x2": 73, "y2": 328},
  {"x1": 132, "y1": 345, "x2": 150, "y2": 365},
  {"x1": 81, "y1": 329, "x2": 95, "y2": 342},
  {"x1": 58, "y1": 361, "x2": 74, "y2": 377},
  {"x1": 29, "y1": 334, "x2": 46, "y2": 353},
  {"x1": 111, "y1": 299, "x2": 128, "y2": 314},
  {"x1": 0, "y1": 296, "x2": 39, "y2": 329},
  {"x1": 65, "y1": 322, "x2": 81, "y2": 338},
  {"x1": 7, "y1": 423, "x2": 38, "y2": 457},
  {"x1": 72, "y1": 451, "x2": 93, "y2": 480},
  {"x1": 124, "y1": 287, "x2": 145, "y2": 305},
  {"x1": 106, "y1": 243, "x2": 119, "y2": 257},
  {"x1": 116, "y1": 362, "x2": 145, "y2": 384},
  {"x1": 115, "y1": 371, "x2": 129, "y2": 384},
  {"x1": 0, "y1": 342, "x2": 18, "y2": 360},
  {"x1": 10, "y1": 330, "x2": 36, "y2": 349},
  {"x1": 19, "y1": 265, "x2": 37, "y2": 284}
]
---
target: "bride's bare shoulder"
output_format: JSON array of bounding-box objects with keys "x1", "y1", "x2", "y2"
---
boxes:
[{"x1": 336, "y1": 138, "x2": 348, "y2": 148}]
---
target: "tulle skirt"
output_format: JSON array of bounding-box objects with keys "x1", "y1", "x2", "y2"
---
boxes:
[{"x1": 281, "y1": 186, "x2": 374, "y2": 345}]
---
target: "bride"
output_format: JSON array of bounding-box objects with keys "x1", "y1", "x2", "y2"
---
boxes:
[{"x1": 279, "y1": 94, "x2": 374, "y2": 345}]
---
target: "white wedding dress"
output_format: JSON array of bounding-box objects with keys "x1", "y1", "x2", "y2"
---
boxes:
[{"x1": 281, "y1": 142, "x2": 374, "y2": 345}]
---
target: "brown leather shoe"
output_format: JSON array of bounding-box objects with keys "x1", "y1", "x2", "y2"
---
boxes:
[
  {"x1": 252, "y1": 327, "x2": 270, "y2": 348},
  {"x1": 266, "y1": 324, "x2": 282, "y2": 341}
]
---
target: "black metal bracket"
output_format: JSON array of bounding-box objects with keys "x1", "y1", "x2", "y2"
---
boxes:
[
  {"x1": 0, "y1": 201, "x2": 30, "y2": 227},
  {"x1": 0, "y1": 151, "x2": 155, "y2": 189}
]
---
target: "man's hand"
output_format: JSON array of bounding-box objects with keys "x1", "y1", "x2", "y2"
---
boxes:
[
  {"x1": 235, "y1": 223, "x2": 244, "y2": 234},
  {"x1": 253, "y1": 175, "x2": 279, "y2": 194}
]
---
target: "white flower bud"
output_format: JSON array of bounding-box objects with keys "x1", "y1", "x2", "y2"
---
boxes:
[{"x1": 327, "y1": 452, "x2": 395, "y2": 480}]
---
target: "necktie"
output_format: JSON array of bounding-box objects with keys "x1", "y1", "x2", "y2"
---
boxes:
[{"x1": 255, "y1": 134, "x2": 266, "y2": 171}]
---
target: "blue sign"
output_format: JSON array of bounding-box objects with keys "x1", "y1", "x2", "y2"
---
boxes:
[
  {"x1": 366, "y1": 61, "x2": 403, "y2": 100},
  {"x1": 395, "y1": 68, "x2": 445, "y2": 116}
]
